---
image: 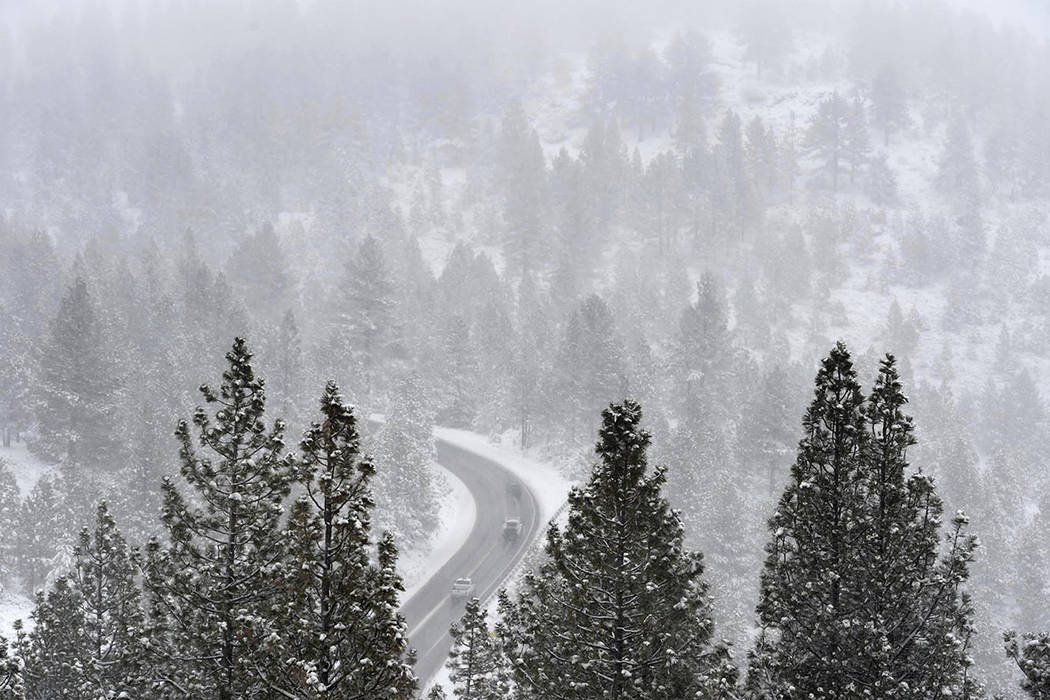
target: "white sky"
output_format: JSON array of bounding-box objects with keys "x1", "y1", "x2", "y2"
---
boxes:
[{"x1": 953, "y1": 0, "x2": 1050, "y2": 38}]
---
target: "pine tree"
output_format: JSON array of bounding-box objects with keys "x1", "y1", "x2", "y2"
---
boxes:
[
  {"x1": 664, "y1": 30, "x2": 717, "y2": 110},
  {"x1": 447, "y1": 598, "x2": 508, "y2": 699},
  {"x1": 499, "y1": 102, "x2": 548, "y2": 278},
  {"x1": 0, "y1": 315, "x2": 31, "y2": 450},
  {"x1": 1016, "y1": 492, "x2": 1050, "y2": 633},
  {"x1": 143, "y1": 338, "x2": 294, "y2": 699},
  {"x1": 32, "y1": 277, "x2": 123, "y2": 471},
  {"x1": 374, "y1": 373, "x2": 438, "y2": 547},
  {"x1": 0, "y1": 635, "x2": 22, "y2": 699},
  {"x1": 748, "y1": 346, "x2": 981, "y2": 697},
  {"x1": 225, "y1": 221, "x2": 292, "y2": 324},
  {"x1": 263, "y1": 309, "x2": 305, "y2": 430},
  {"x1": 936, "y1": 116, "x2": 980, "y2": 206},
  {"x1": 737, "y1": 0, "x2": 793, "y2": 78},
  {"x1": 1005, "y1": 632, "x2": 1050, "y2": 699},
  {"x1": 748, "y1": 342, "x2": 869, "y2": 696},
  {"x1": 806, "y1": 93, "x2": 849, "y2": 191},
  {"x1": 671, "y1": 276, "x2": 737, "y2": 423},
  {"x1": 745, "y1": 116, "x2": 777, "y2": 197},
  {"x1": 261, "y1": 381, "x2": 417, "y2": 698},
  {"x1": 558, "y1": 295, "x2": 628, "y2": 446},
  {"x1": 113, "y1": 398, "x2": 172, "y2": 546},
  {"x1": 843, "y1": 93, "x2": 871, "y2": 185},
  {"x1": 336, "y1": 235, "x2": 397, "y2": 382},
  {"x1": 499, "y1": 400, "x2": 738, "y2": 699},
  {"x1": 19, "y1": 578, "x2": 87, "y2": 699},
  {"x1": 511, "y1": 275, "x2": 554, "y2": 449},
  {"x1": 854, "y1": 356, "x2": 980, "y2": 697},
  {"x1": 867, "y1": 152, "x2": 899, "y2": 207},
  {"x1": 22, "y1": 502, "x2": 148, "y2": 698},
  {"x1": 83, "y1": 502, "x2": 149, "y2": 693},
  {"x1": 16, "y1": 475, "x2": 71, "y2": 595},
  {"x1": 871, "y1": 65, "x2": 908, "y2": 147},
  {"x1": 0, "y1": 461, "x2": 19, "y2": 582},
  {"x1": 436, "y1": 313, "x2": 478, "y2": 429}
]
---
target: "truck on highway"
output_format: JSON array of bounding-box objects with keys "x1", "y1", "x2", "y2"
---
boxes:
[{"x1": 502, "y1": 517, "x2": 522, "y2": 542}]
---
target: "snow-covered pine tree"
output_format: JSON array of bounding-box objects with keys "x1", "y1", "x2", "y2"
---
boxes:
[
  {"x1": 0, "y1": 313, "x2": 31, "y2": 451},
  {"x1": 499, "y1": 400, "x2": 738, "y2": 699},
  {"x1": 263, "y1": 309, "x2": 305, "y2": 431},
  {"x1": 16, "y1": 475, "x2": 71, "y2": 595},
  {"x1": 1005, "y1": 631, "x2": 1050, "y2": 699},
  {"x1": 0, "y1": 635, "x2": 21, "y2": 699},
  {"x1": 473, "y1": 298, "x2": 517, "y2": 435},
  {"x1": 511, "y1": 274, "x2": 554, "y2": 449},
  {"x1": 748, "y1": 346, "x2": 982, "y2": 698},
  {"x1": 806, "y1": 92, "x2": 849, "y2": 191},
  {"x1": 1016, "y1": 492, "x2": 1050, "y2": 633},
  {"x1": 498, "y1": 101, "x2": 548, "y2": 279},
  {"x1": 261, "y1": 381, "x2": 417, "y2": 698},
  {"x1": 18, "y1": 578, "x2": 86, "y2": 699},
  {"x1": 557, "y1": 295, "x2": 628, "y2": 447},
  {"x1": 113, "y1": 398, "x2": 172, "y2": 546},
  {"x1": 737, "y1": 0, "x2": 792, "y2": 78},
  {"x1": 842, "y1": 93, "x2": 871, "y2": 186},
  {"x1": 23, "y1": 501, "x2": 149, "y2": 698},
  {"x1": 663, "y1": 276, "x2": 754, "y2": 642},
  {"x1": 747, "y1": 342, "x2": 868, "y2": 696},
  {"x1": 0, "y1": 461, "x2": 19, "y2": 582},
  {"x1": 870, "y1": 64, "x2": 908, "y2": 147},
  {"x1": 78, "y1": 502, "x2": 148, "y2": 694},
  {"x1": 374, "y1": 372, "x2": 438, "y2": 547},
  {"x1": 854, "y1": 355, "x2": 980, "y2": 697},
  {"x1": 31, "y1": 277, "x2": 123, "y2": 472},
  {"x1": 224, "y1": 221, "x2": 292, "y2": 325},
  {"x1": 336, "y1": 235, "x2": 397, "y2": 383},
  {"x1": 447, "y1": 597, "x2": 508, "y2": 699},
  {"x1": 143, "y1": 338, "x2": 294, "y2": 699}
]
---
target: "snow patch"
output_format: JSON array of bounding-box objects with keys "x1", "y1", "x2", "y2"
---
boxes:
[
  {"x1": 0, "y1": 443, "x2": 56, "y2": 496},
  {"x1": 0, "y1": 590, "x2": 32, "y2": 638}
]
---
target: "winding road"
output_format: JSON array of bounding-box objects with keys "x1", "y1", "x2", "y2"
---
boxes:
[{"x1": 399, "y1": 436, "x2": 540, "y2": 689}]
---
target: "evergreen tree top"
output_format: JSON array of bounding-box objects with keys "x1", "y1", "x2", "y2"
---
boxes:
[
  {"x1": 594, "y1": 398, "x2": 650, "y2": 479},
  {"x1": 801, "y1": 340, "x2": 865, "y2": 439}
]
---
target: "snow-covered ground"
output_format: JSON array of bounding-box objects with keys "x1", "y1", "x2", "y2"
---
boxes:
[
  {"x1": 0, "y1": 443, "x2": 54, "y2": 497},
  {"x1": 0, "y1": 591, "x2": 31, "y2": 639},
  {"x1": 399, "y1": 462, "x2": 476, "y2": 602}
]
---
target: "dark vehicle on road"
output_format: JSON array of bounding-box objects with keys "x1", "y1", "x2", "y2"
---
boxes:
[{"x1": 502, "y1": 517, "x2": 522, "y2": 543}]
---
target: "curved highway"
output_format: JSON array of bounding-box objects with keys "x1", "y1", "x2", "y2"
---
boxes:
[{"x1": 400, "y1": 436, "x2": 540, "y2": 689}]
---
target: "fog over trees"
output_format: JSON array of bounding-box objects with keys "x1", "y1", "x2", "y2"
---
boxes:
[{"x1": 1, "y1": 0, "x2": 1050, "y2": 697}]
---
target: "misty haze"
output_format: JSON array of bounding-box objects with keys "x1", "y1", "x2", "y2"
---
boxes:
[{"x1": 0, "y1": 0, "x2": 1049, "y2": 698}]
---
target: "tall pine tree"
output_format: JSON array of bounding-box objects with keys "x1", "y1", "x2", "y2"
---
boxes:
[
  {"x1": 262, "y1": 381, "x2": 416, "y2": 698},
  {"x1": 447, "y1": 598, "x2": 508, "y2": 700},
  {"x1": 499, "y1": 400, "x2": 738, "y2": 699},
  {"x1": 21, "y1": 502, "x2": 147, "y2": 698},
  {"x1": 32, "y1": 277, "x2": 123, "y2": 471},
  {"x1": 749, "y1": 346, "x2": 980, "y2": 697},
  {"x1": 143, "y1": 338, "x2": 293, "y2": 699}
]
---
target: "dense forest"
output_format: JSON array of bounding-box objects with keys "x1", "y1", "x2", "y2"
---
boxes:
[{"x1": 1, "y1": 0, "x2": 1050, "y2": 697}]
